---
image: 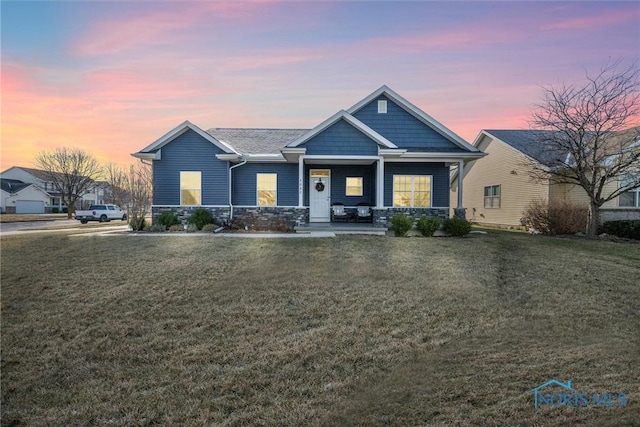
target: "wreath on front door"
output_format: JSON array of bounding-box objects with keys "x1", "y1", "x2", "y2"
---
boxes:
[{"x1": 315, "y1": 181, "x2": 325, "y2": 192}]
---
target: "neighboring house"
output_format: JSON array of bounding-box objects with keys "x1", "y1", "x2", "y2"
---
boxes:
[
  {"x1": 0, "y1": 166, "x2": 107, "y2": 213},
  {"x1": 450, "y1": 129, "x2": 640, "y2": 227},
  {"x1": 133, "y1": 85, "x2": 486, "y2": 228},
  {"x1": 1, "y1": 178, "x2": 51, "y2": 213}
]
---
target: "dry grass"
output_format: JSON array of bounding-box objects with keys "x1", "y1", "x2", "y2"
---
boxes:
[
  {"x1": 1, "y1": 232, "x2": 639, "y2": 426},
  {"x1": 0, "y1": 214, "x2": 68, "y2": 223}
]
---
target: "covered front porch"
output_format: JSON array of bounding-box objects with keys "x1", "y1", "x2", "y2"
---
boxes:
[{"x1": 289, "y1": 153, "x2": 468, "y2": 228}]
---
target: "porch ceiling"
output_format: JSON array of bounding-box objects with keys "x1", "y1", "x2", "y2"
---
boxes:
[{"x1": 304, "y1": 158, "x2": 377, "y2": 165}]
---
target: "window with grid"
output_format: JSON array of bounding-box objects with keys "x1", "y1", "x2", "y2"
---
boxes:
[
  {"x1": 257, "y1": 173, "x2": 277, "y2": 206},
  {"x1": 484, "y1": 185, "x2": 500, "y2": 208},
  {"x1": 180, "y1": 171, "x2": 201, "y2": 205},
  {"x1": 346, "y1": 177, "x2": 363, "y2": 196},
  {"x1": 393, "y1": 175, "x2": 431, "y2": 207}
]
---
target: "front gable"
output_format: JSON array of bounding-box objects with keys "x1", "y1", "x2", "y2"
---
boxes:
[
  {"x1": 151, "y1": 128, "x2": 230, "y2": 206},
  {"x1": 302, "y1": 118, "x2": 381, "y2": 156},
  {"x1": 348, "y1": 86, "x2": 480, "y2": 154},
  {"x1": 285, "y1": 110, "x2": 396, "y2": 157},
  {"x1": 133, "y1": 120, "x2": 237, "y2": 160},
  {"x1": 352, "y1": 95, "x2": 463, "y2": 152}
]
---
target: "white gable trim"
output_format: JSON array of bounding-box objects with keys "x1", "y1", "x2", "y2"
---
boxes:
[
  {"x1": 286, "y1": 110, "x2": 397, "y2": 149},
  {"x1": 134, "y1": 120, "x2": 238, "y2": 156},
  {"x1": 7, "y1": 183, "x2": 51, "y2": 197},
  {"x1": 348, "y1": 85, "x2": 480, "y2": 153}
]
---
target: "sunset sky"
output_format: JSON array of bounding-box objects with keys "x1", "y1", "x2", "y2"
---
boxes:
[{"x1": 2, "y1": 1, "x2": 639, "y2": 171}]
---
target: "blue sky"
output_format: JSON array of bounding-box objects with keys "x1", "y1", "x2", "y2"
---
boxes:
[{"x1": 2, "y1": 1, "x2": 638, "y2": 168}]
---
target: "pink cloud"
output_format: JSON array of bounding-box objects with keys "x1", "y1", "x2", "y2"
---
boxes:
[
  {"x1": 542, "y1": 9, "x2": 634, "y2": 31},
  {"x1": 220, "y1": 50, "x2": 324, "y2": 72},
  {"x1": 74, "y1": 2, "x2": 268, "y2": 56}
]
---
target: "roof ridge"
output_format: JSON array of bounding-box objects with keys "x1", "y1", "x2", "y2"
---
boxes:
[{"x1": 207, "y1": 127, "x2": 311, "y2": 131}]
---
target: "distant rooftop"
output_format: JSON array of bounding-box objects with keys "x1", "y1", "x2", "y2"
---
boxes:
[{"x1": 1, "y1": 178, "x2": 31, "y2": 194}]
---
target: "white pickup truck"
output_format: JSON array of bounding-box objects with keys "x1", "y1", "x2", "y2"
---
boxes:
[{"x1": 75, "y1": 204, "x2": 128, "y2": 224}]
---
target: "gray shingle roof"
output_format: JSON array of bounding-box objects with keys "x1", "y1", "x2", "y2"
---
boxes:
[
  {"x1": 206, "y1": 128, "x2": 309, "y2": 154},
  {"x1": 1, "y1": 179, "x2": 31, "y2": 194},
  {"x1": 485, "y1": 130, "x2": 568, "y2": 165}
]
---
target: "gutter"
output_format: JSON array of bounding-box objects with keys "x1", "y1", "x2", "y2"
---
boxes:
[{"x1": 228, "y1": 159, "x2": 247, "y2": 221}]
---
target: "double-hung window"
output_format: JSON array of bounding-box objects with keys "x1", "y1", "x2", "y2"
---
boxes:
[
  {"x1": 180, "y1": 171, "x2": 201, "y2": 205},
  {"x1": 619, "y1": 175, "x2": 640, "y2": 207},
  {"x1": 257, "y1": 173, "x2": 277, "y2": 206},
  {"x1": 393, "y1": 175, "x2": 431, "y2": 207},
  {"x1": 484, "y1": 185, "x2": 501, "y2": 208}
]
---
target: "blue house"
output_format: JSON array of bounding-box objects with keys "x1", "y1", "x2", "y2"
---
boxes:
[{"x1": 132, "y1": 86, "x2": 485, "y2": 229}]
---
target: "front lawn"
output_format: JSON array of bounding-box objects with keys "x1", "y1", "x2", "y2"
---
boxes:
[{"x1": 1, "y1": 232, "x2": 638, "y2": 426}]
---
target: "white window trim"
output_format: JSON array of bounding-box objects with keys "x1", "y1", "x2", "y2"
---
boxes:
[
  {"x1": 484, "y1": 185, "x2": 501, "y2": 209},
  {"x1": 392, "y1": 175, "x2": 433, "y2": 208},
  {"x1": 256, "y1": 173, "x2": 277, "y2": 207},
  {"x1": 346, "y1": 177, "x2": 363, "y2": 197},
  {"x1": 619, "y1": 188, "x2": 640, "y2": 208},
  {"x1": 619, "y1": 175, "x2": 640, "y2": 208},
  {"x1": 378, "y1": 100, "x2": 387, "y2": 114},
  {"x1": 180, "y1": 171, "x2": 202, "y2": 206}
]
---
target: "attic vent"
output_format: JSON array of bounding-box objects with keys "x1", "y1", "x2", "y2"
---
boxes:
[{"x1": 378, "y1": 100, "x2": 387, "y2": 114}]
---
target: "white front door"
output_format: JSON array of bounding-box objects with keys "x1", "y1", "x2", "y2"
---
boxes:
[{"x1": 309, "y1": 169, "x2": 331, "y2": 222}]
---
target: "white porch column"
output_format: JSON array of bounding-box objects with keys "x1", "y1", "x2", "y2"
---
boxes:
[
  {"x1": 457, "y1": 160, "x2": 464, "y2": 209},
  {"x1": 298, "y1": 155, "x2": 304, "y2": 207},
  {"x1": 377, "y1": 156, "x2": 384, "y2": 208}
]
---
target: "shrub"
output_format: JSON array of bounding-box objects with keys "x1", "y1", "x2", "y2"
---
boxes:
[
  {"x1": 444, "y1": 217, "x2": 472, "y2": 236},
  {"x1": 157, "y1": 212, "x2": 180, "y2": 228},
  {"x1": 202, "y1": 223, "x2": 217, "y2": 233},
  {"x1": 187, "y1": 208, "x2": 215, "y2": 230},
  {"x1": 601, "y1": 220, "x2": 640, "y2": 240},
  {"x1": 416, "y1": 216, "x2": 440, "y2": 237},
  {"x1": 521, "y1": 199, "x2": 588, "y2": 234},
  {"x1": 168, "y1": 224, "x2": 184, "y2": 232},
  {"x1": 390, "y1": 214, "x2": 414, "y2": 237},
  {"x1": 129, "y1": 217, "x2": 146, "y2": 231},
  {"x1": 186, "y1": 223, "x2": 199, "y2": 233},
  {"x1": 149, "y1": 223, "x2": 166, "y2": 233},
  {"x1": 52, "y1": 207, "x2": 59, "y2": 213}
]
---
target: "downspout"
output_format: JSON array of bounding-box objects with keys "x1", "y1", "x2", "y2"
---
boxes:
[{"x1": 228, "y1": 159, "x2": 247, "y2": 221}]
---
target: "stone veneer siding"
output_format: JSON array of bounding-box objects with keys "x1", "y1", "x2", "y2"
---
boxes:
[
  {"x1": 152, "y1": 206, "x2": 308, "y2": 231},
  {"x1": 373, "y1": 207, "x2": 450, "y2": 228},
  {"x1": 230, "y1": 207, "x2": 308, "y2": 231}
]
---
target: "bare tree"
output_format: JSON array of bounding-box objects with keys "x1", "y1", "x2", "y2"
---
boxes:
[
  {"x1": 103, "y1": 163, "x2": 130, "y2": 207},
  {"x1": 529, "y1": 60, "x2": 640, "y2": 236},
  {"x1": 34, "y1": 147, "x2": 102, "y2": 218},
  {"x1": 104, "y1": 162, "x2": 152, "y2": 231}
]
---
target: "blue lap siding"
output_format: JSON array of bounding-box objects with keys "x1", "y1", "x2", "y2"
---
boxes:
[
  {"x1": 232, "y1": 163, "x2": 299, "y2": 206},
  {"x1": 302, "y1": 119, "x2": 379, "y2": 155},
  {"x1": 152, "y1": 129, "x2": 229, "y2": 205},
  {"x1": 353, "y1": 96, "x2": 462, "y2": 152},
  {"x1": 303, "y1": 164, "x2": 376, "y2": 206},
  {"x1": 384, "y1": 162, "x2": 450, "y2": 207}
]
